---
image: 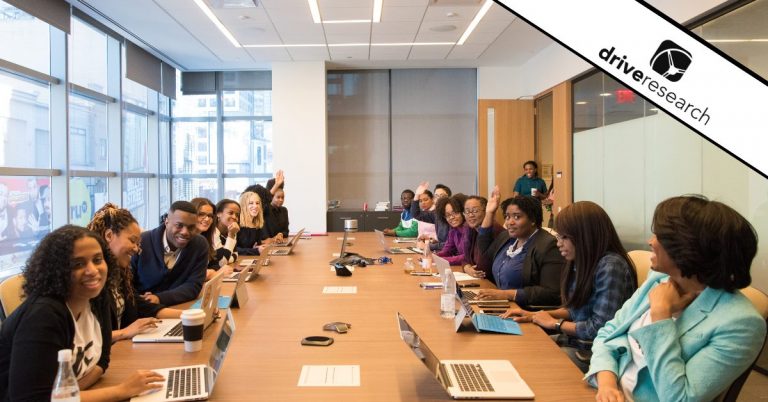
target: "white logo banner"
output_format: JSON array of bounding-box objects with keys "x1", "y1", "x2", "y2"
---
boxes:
[{"x1": 495, "y1": 0, "x2": 768, "y2": 177}]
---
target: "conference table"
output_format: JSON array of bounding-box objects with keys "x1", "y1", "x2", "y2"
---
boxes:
[{"x1": 105, "y1": 233, "x2": 596, "y2": 401}]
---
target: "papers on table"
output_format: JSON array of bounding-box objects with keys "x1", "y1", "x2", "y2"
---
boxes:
[
  {"x1": 452, "y1": 272, "x2": 476, "y2": 282},
  {"x1": 298, "y1": 365, "x2": 360, "y2": 387},
  {"x1": 322, "y1": 286, "x2": 358, "y2": 294}
]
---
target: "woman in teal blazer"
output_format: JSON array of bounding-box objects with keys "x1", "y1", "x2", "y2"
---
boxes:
[{"x1": 586, "y1": 195, "x2": 766, "y2": 402}]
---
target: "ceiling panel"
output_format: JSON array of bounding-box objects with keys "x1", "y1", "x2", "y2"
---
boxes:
[
  {"x1": 423, "y1": 5, "x2": 477, "y2": 22},
  {"x1": 370, "y1": 46, "x2": 411, "y2": 60},
  {"x1": 259, "y1": 0, "x2": 307, "y2": 8},
  {"x1": 371, "y1": 21, "x2": 420, "y2": 37},
  {"x1": 328, "y1": 45, "x2": 370, "y2": 60},
  {"x1": 371, "y1": 32, "x2": 419, "y2": 43},
  {"x1": 321, "y1": 0, "x2": 372, "y2": 7},
  {"x1": 447, "y1": 43, "x2": 486, "y2": 59},
  {"x1": 408, "y1": 45, "x2": 452, "y2": 60},
  {"x1": 381, "y1": 6, "x2": 428, "y2": 22},
  {"x1": 321, "y1": 7, "x2": 372, "y2": 20},
  {"x1": 244, "y1": 47, "x2": 292, "y2": 61},
  {"x1": 287, "y1": 46, "x2": 332, "y2": 61}
]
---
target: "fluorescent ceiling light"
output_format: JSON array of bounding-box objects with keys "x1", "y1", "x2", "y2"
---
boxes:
[
  {"x1": 193, "y1": 0, "x2": 241, "y2": 47},
  {"x1": 457, "y1": 0, "x2": 492, "y2": 45},
  {"x1": 576, "y1": 101, "x2": 588, "y2": 105},
  {"x1": 243, "y1": 42, "x2": 455, "y2": 48},
  {"x1": 373, "y1": 0, "x2": 383, "y2": 23},
  {"x1": 599, "y1": 93, "x2": 612, "y2": 97},
  {"x1": 323, "y1": 19, "x2": 372, "y2": 24},
  {"x1": 308, "y1": 0, "x2": 321, "y2": 23}
]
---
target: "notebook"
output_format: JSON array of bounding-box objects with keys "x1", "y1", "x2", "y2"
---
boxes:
[
  {"x1": 270, "y1": 228, "x2": 305, "y2": 256},
  {"x1": 131, "y1": 309, "x2": 236, "y2": 402},
  {"x1": 132, "y1": 269, "x2": 225, "y2": 343},
  {"x1": 396, "y1": 312, "x2": 534, "y2": 399},
  {"x1": 374, "y1": 230, "x2": 420, "y2": 254}
]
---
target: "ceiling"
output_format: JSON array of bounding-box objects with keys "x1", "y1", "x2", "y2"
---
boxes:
[{"x1": 71, "y1": 0, "x2": 554, "y2": 71}]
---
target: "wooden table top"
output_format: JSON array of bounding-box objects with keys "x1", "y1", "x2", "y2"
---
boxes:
[{"x1": 103, "y1": 233, "x2": 596, "y2": 401}]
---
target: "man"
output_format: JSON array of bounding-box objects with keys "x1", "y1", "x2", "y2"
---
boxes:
[
  {"x1": 383, "y1": 189, "x2": 417, "y2": 237},
  {"x1": 131, "y1": 200, "x2": 209, "y2": 306}
]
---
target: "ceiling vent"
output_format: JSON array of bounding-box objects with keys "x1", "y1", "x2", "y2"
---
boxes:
[
  {"x1": 208, "y1": 0, "x2": 259, "y2": 9},
  {"x1": 429, "y1": 0, "x2": 483, "y2": 6}
]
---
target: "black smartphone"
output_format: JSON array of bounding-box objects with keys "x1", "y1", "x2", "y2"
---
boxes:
[{"x1": 301, "y1": 336, "x2": 334, "y2": 346}]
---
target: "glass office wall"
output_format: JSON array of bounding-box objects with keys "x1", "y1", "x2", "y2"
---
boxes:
[
  {"x1": 572, "y1": 0, "x2": 768, "y2": 292},
  {"x1": 327, "y1": 69, "x2": 477, "y2": 209}
]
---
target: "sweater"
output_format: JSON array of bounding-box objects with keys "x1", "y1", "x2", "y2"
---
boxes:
[
  {"x1": 436, "y1": 224, "x2": 470, "y2": 265},
  {"x1": 130, "y1": 225, "x2": 208, "y2": 306},
  {"x1": 0, "y1": 295, "x2": 112, "y2": 401}
]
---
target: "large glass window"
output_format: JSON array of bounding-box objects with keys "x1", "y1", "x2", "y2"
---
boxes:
[
  {"x1": 123, "y1": 111, "x2": 148, "y2": 173},
  {"x1": 69, "y1": 18, "x2": 107, "y2": 94},
  {"x1": 68, "y1": 94, "x2": 108, "y2": 171},
  {"x1": 0, "y1": 1, "x2": 50, "y2": 74},
  {"x1": 0, "y1": 72, "x2": 50, "y2": 169}
]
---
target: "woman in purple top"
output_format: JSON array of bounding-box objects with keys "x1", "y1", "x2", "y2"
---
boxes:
[{"x1": 435, "y1": 193, "x2": 470, "y2": 265}]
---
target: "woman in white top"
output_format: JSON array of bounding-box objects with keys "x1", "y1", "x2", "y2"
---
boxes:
[{"x1": 0, "y1": 225, "x2": 163, "y2": 400}]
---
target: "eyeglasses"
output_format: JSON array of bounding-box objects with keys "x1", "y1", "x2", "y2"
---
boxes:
[
  {"x1": 197, "y1": 212, "x2": 214, "y2": 220},
  {"x1": 445, "y1": 212, "x2": 462, "y2": 219},
  {"x1": 555, "y1": 234, "x2": 570, "y2": 241},
  {"x1": 463, "y1": 208, "x2": 482, "y2": 216}
]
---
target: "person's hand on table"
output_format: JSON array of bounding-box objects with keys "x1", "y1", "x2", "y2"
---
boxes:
[
  {"x1": 477, "y1": 288, "x2": 507, "y2": 300},
  {"x1": 117, "y1": 317, "x2": 160, "y2": 340},
  {"x1": 118, "y1": 370, "x2": 165, "y2": 398},
  {"x1": 142, "y1": 292, "x2": 160, "y2": 304},
  {"x1": 500, "y1": 307, "x2": 533, "y2": 321},
  {"x1": 462, "y1": 264, "x2": 485, "y2": 279},
  {"x1": 383, "y1": 228, "x2": 395, "y2": 236},
  {"x1": 530, "y1": 310, "x2": 558, "y2": 329}
]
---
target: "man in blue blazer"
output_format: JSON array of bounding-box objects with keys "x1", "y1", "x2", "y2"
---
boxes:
[{"x1": 131, "y1": 200, "x2": 208, "y2": 306}]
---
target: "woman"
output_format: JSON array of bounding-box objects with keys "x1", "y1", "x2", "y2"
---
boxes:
[
  {"x1": 411, "y1": 182, "x2": 449, "y2": 251},
  {"x1": 502, "y1": 201, "x2": 637, "y2": 372},
  {"x1": 190, "y1": 198, "x2": 230, "y2": 280},
  {"x1": 236, "y1": 191, "x2": 269, "y2": 255},
  {"x1": 512, "y1": 160, "x2": 547, "y2": 200},
  {"x1": 213, "y1": 199, "x2": 241, "y2": 267},
  {"x1": 270, "y1": 187, "x2": 290, "y2": 239},
  {"x1": 459, "y1": 195, "x2": 503, "y2": 279},
  {"x1": 434, "y1": 184, "x2": 452, "y2": 199},
  {"x1": 244, "y1": 170, "x2": 285, "y2": 242},
  {"x1": 435, "y1": 193, "x2": 470, "y2": 265},
  {"x1": 587, "y1": 195, "x2": 766, "y2": 402},
  {"x1": 0, "y1": 225, "x2": 163, "y2": 400},
  {"x1": 87, "y1": 203, "x2": 181, "y2": 342},
  {"x1": 476, "y1": 186, "x2": 565, "y2": 307}
]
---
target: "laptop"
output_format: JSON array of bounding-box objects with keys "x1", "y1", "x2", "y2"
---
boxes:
[
  {"x1": 453, "y1": 290, "x2": 521, "y2": 335},
  {"x1": 396, "y1": 312, "x2": 534, "y2": 399},
  {"x1": 279, "y1": 228, "x2": 306, "y2": 247},
  {"x1": 223, "y1": 256, "x2": 264, "y2": 283},
  {"x1": 457, "y1": 285, "x2": 509, "y2": 305},
  {"x1": 131, "y1": 309, "x2": 236, "y2": 402},
  {"x1": 132, "y1": 269, "x2": 226, "y2": 343},
  {"x1": 374, "y1": 230, "x2": 420, "y2": 254},
  {"x1": 270, "y1": 228, "x2": 305, "y2": 256},
  {"x1": 417, "y1": 220, "x2": 437, "y2": 241}
]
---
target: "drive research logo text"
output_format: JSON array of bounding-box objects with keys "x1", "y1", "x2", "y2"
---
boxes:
[{"x1": 650, "y1": 40, "x2": 692, "y2": 82}]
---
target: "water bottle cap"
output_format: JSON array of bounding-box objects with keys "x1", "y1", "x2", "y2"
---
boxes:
[{"x1": 58, "y1": 349, "x2": 72, "y2": 362}]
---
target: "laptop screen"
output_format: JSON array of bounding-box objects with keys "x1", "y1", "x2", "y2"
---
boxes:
[
  {"x1": 396, "y1": 312, "x2": 441, "y2": 376},
  {"x1": 208, "y1": 309, "x2": 235, "y2": 390}
]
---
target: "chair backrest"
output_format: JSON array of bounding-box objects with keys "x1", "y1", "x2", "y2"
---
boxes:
[
  {"x1": 627, "y1": 250, "x2": 652, "y2": 285},
  {"x1": 0, "y1": 273, "x2": 25, "y2": 320},
  {"x1": 712, "y1": 287, "x2": 768, "y2": 402}
]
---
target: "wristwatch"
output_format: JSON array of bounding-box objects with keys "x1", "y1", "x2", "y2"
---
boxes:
[{"x1": 554, "y1": 319, "x2": 565, "y2": 333}]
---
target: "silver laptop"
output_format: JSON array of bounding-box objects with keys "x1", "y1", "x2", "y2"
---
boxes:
[
  {"x1": 131, "y1": 309, "x2": 236, "y2": 402},
  {"x1": 396, "y1": 312, "x2": 534, "y2": 400},
  {"x1": 270, "y1": 228, "x2": 305, "y2": 256},
  {"x1": 374, "y1": 230, "x2": 420, "y2": 254},
  {"x1": 132, "y1": 269, "x2": 226, "y2": 343},
  {"x1": 223, "y1": 256, "x2": 264, "y2": 283},
  {"x1": 280, "y1": 228, "x2": 306, "y2": 247}
]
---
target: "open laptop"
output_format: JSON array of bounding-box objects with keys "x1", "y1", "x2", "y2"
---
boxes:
[
  {"x1": 132, "y1": 269, "x2": 225, "y2": 343},
  {"x1": 374, "y1": 230, "x2": 420, "y2": 254},
  {"x1": 417, "y1": 220, "x2": 437, "y2": 241},
  {"x1": 224, "y1": 256, "x2": 264, "y2": 283},
  {"x1": 270, "y1": 228, "x2": 305, "y2": 256},
  {"x1": 131, "y1": 309, "x2": 236, "y2": 402},
  {"x1": 396, "y1": 312, "x2": 534, "y2": 400},
  {"x1": 453, "y1": 287, "x2": 521, "y2": 335},
  {"x1": 278, "y1": 228, "x2": 306, "y2": 247}
]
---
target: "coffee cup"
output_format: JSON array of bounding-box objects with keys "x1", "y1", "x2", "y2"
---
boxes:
[
  {"x1": 531, "y1": 188, "x2": 538, "y2": 197},
  {"x1": 181, "y1": 309, "x2": 206, "y2": 352}
]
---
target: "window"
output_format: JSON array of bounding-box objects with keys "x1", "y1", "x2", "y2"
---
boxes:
[
  {"x1": 69, "y1": 94, "x2": 108, "y2": 171},
  {"x1": 69, "y1": 18, "x2": 107, "y2": 94},
  {"x1": 0, "y1": 1, "x2": 50, "y2": 74},
  {"x1": 0, "y1": 72, "x2": 51, "y2": 169}
]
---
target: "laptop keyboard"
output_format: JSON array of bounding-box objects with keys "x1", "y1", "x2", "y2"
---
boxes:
[
  {"x1": 474, "y1": 314, "x2": 508, "y2": 333},
  {"x1": 462, "y1": 290, "x2": 479, "y2": 301},
  {"x1": 165, "y1": 322, "x2": 184, "y2": 337},
  {"x1": 166, "y1": 366, "x2": 201, "y2": 399},
  {"x1": 450, "y1": 363, "x2": 495, "y2": 392}
]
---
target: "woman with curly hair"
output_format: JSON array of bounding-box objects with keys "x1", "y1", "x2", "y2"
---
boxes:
[
  {"x1": 88, "y1": 203, "x2": 181, "y2": 342},
  {"x1": 0, "y1": 225, "x2": 163, "y2": 400}
]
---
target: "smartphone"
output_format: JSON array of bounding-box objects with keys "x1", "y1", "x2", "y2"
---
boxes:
[{"x1": 301, "y1": 336, "x2": 334, "y2": 346}]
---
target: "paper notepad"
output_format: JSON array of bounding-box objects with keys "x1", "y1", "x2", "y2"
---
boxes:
[
  {"x1": 298, "y1": 365, "x2": 360, "y2": 387},
  {"x1": 452, "y1": 272, "x2": 477, "y2": 282},
  {"x1": 322, "y1": 286, "x2": 358, "y2": 294}
]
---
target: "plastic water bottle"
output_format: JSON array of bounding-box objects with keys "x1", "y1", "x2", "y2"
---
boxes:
[
  {"x1": 403, "y1": 257, "x2": 415, "y2": 273},
  {"x1": 440, "y1": 268, "x2": 456, "y2": 318},
  {"x1": 421, "y1": 244, "x2": 433, "y2": 274},
  {"x1": 51, "y1": 349, "x2": 80, "y2": 402}
]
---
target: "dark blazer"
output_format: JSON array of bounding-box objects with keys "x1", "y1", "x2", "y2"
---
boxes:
[
  {"x1": 130, "y1": 225, "x2": 208, "y2": 306},
  {"x1": 478, "y1": 228, "x2": 565, "y2": 307},
  {"x1": 0, "y1": 295, "x2": 112, "y2": 401},
  {"x1": 270, "y1": 205, "x2": 290, "y2": 238},
  {"x1": 235, "y1": 226, "x2": 268, "y2": 256}
]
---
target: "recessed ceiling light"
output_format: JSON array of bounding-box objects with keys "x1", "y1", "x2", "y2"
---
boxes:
[
  {"x1": 430, "y1": 24, "x2": 457, "y2": 32},
  {"x1": 457, "y1": 0, "x2": 492, "y2": 45},
  {"x1": 446, "y1": 12, "x2": 458, "y2": 17}
]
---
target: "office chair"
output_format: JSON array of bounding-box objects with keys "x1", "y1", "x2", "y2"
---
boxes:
[
  {"x1": 712, "y1": 286, "x2": 768, "y2": 402},
  {"x1": 628, "y1": 250, "x2": 652, "y2": 285},
  {"x1": 0, "y1": 273, "x2": 25, "y2": 320}
]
